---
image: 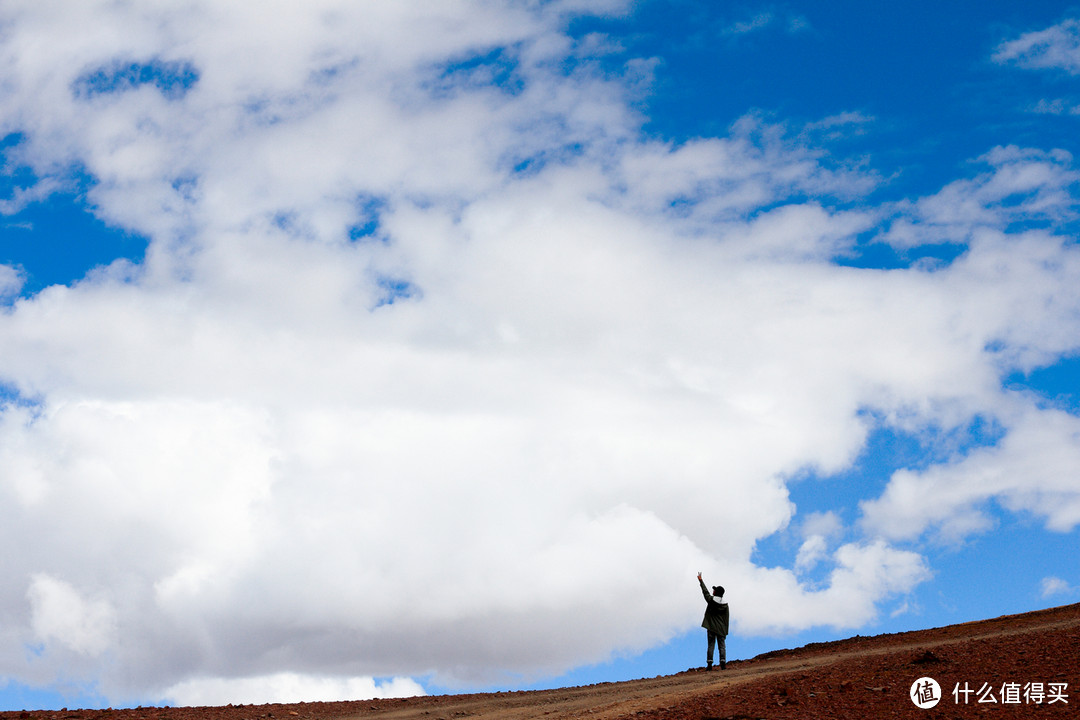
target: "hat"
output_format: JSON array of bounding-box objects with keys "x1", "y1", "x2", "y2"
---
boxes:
[{"x1": 712, "y1": 585, "x2": 724, "y2": 597}]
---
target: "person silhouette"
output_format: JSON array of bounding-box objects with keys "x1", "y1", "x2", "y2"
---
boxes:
[{"x1": 697, "y1": 572, "x2": 728, "y2": 670}]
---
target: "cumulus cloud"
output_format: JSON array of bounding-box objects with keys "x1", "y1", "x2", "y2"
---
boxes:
[
  {"x1": 164, "y1": 674, "x2": 424, "y2": 707},
  {"x1": 0, "y1": 265, "x2": 24, "y2": 300},
  {"x1": 27, "y1": 575, "x2": 116, "y2": 657},
  {"x1": 0, "y1": 0, "x2": 1078, "y2": 707},
  {"x1": 794, "y1": 511, "x2": 844, "y2": 573},
  {"x1": 727, "y1": 541, "x2": 931, "y2": 635},
  {"x1": 861, "y1": 405, "x2": 1080, "y2": 543}
]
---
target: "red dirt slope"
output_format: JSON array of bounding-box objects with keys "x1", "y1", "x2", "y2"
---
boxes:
[{"x1": 4, "y1": 602, "x2": 1078, "y2": 720}]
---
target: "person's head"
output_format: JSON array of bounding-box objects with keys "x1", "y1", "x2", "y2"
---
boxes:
[{"x1": 712, "y1": 585, "x2": 724, "y2": 598}]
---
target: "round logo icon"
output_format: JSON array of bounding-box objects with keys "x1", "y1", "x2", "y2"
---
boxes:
[{"x1": 910, "y1": 677, "x2": 941, "y2": 709}]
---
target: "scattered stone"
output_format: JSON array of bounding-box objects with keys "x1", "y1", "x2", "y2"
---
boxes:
[{"x1": 911, "y1": 649, "x2": 944, "y2": 664}]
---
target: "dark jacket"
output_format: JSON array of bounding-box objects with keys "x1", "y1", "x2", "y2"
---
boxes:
[{"x1": 699, "y1": 579, "x2": 729, "y2": 636}]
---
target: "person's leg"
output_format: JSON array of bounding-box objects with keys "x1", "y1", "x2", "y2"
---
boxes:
[
  {"x1": 706, "y1": 631, "x2": 716, "y2": 668},
  {"x1": 718, "y1": 634, "x2": 726, "y2": 669}
]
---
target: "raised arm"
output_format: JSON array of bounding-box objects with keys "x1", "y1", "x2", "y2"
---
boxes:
[{"x1": 697, "y1": 573, "x2": 711, "y2": 602}]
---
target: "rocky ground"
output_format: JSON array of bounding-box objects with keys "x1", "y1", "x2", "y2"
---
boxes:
[{"x1": 4, "y1": 602, "x2": 1077, "y2": 720}]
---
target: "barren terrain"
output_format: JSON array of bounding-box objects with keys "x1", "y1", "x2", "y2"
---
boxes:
[{"x1": 6, "y1": 602, "x2": 1078, "y2": 720}]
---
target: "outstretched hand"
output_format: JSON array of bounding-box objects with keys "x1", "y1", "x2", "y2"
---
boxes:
[{"x1": 696, "y1": 572, "x2": 702, "y2": 580}]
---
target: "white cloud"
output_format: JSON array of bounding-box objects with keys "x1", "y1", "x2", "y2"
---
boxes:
[
  {"x1": 27, "y1": 574, "x2": 116, "y2": 657},
  {"x1": 994, "y1": 18, "x2": 1080, "y2": 75},
  {"x1": 0, "y1": 177, "x2": 64, "y2": 216},
  {"x1": 793, "y1": 511, "x2": 844, "y2": 573},
  {"x1": 1032, "y1": 98, "x2": 1080, "y2": 116},
  {"x1": 725, "y1": 540, "x2": 930, "y2": 635},
  {"x1": 0, "y1": 0, "x2": 1078, "y2": 707},
  {"x1": 1040, "y1": 576, "x2": 1074, "y2": 598},
  {"x1": 725, "y1": 12, "x2": 775, "y2": 36},
  {"x1": 861, "y1": 405, "x2": 1080, "y2": 543},
  {"x1": 0, "y1": 265, "x2": 24, "y2": 300},
  {"x1": 802, "y1": 511, "x2": 843, "y2": 540},
  {"x1": 994, "y1": 19, "x2": 1080, "y2": 127},
  {"x1": 722, "y1": 9, "x2": 810, "y2": 38},
  {"x1": 164, "y1": 674, "x2": 424, "y2": 707},
  {"x1": 795, "y1": 535, "x2": 829, "y2": 572},
  {"x1": 883, "y1": 146, "x2": 1078, "y2": 248}
]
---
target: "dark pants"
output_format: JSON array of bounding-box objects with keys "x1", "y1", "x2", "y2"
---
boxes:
[{"x1": 707, "y1": 631, "x2": 726, "y2": 666}]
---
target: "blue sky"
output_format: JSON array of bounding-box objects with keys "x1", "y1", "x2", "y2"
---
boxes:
[{"x1": 1, "y1": 0, "x2": 1079, "y2": 710}]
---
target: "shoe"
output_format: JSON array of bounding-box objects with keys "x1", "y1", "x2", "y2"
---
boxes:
[
  {"x1": 721, "y1": 661, "x2": 727, "y2": 670},
  {"x1": 706, "y1": 662, "x2": 713, "y2": 671}
]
